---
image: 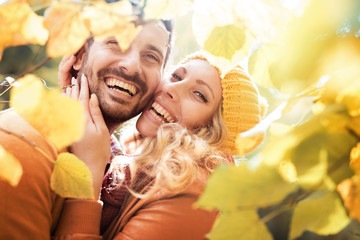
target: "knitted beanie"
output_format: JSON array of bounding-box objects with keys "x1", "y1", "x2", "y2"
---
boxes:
[{"x1": 221, "y1": 65, "x2": 266, "y2": 156}]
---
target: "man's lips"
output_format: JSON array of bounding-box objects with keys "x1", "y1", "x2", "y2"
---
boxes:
[
  {"x1": 105, "y1": 77, "x2": 137, "y2": 97},
  {"x1": 149, "y1": 101, "x2": 176, "y2": 123}
]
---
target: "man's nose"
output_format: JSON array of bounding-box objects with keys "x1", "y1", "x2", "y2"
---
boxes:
[{"x1": 117, "y1": 49, "x2": 142, "y2": 76}]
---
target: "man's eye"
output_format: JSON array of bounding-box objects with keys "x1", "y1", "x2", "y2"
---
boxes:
[
  {"x1": 108, "y1": 40, "x2": 118, "y2": 45},
  {"x1": 146, "y1": 54, "x2": 159, "y2": 63},
  {"x1": 171, "y1": 73, "x2": 182, "y2": 81}
]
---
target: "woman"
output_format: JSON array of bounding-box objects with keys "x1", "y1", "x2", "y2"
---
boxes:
[{"x1": 55, "y1": 53, "x2": 266, "y2": 240}]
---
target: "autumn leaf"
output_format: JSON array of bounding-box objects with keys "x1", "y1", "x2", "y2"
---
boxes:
[
  {"x1": 0, "y1": 0, "x2": 48, "y2": 60},
  {"x1": 51, "y1": 152, "x2": 94, "y2": 199},
  {"x1": 144, "y1": 0, "x2": 192, "y2": 20},
  {"x1": 350, "y1": 143, "x2": 360, "y2": 172},
  {"x1": 203, "y1": 25, "x2": 246, "y2": 60},
  {"x1": 290, "y1": 190, "x2": 351, "y2": 239},
  {"x1": 207, "y1": 210, "x2": 273, "y2": 240},
  {"x1": 0, "y1": 145, "x2": 23, "y2": 187},
  {"x1": 81, "y1": 1, "x2": 140, "y2": 51},
  {"x1": 44, "y1": 1, "x2": 89, "y2": 57},
  {"x1": 196, "y1": 164, "x2": 297, "y2": 211},
  {"x1": 348, "y1": 116, "x2": 360, "y2": 138},
  {"x1": 10, "y1": 74, "x2": 85, "y2": 150},
  {"x1": 337, "y1": 177, "x2": 360, "y2": 221}
]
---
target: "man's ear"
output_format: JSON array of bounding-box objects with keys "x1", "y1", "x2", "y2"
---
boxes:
[{"x1": 73, "y1": 42, "x2": 89, "y2": 71}]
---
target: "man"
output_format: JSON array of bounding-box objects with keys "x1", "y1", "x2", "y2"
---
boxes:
[{"x1": 0, "y1": 19, "x2": 173, "y2": 240}]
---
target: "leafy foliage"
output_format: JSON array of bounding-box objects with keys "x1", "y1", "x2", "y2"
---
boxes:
[
  {"x1": 1, "y1": 0, "x2": 360, "y2": 239},
  {"x1": 0, "y1": 0, "x2": 48, "y2": 60}
]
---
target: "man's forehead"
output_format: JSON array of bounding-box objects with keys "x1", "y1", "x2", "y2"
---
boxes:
[{"x1": 135, "y1": 21, "x2": 169, "y2": 51}]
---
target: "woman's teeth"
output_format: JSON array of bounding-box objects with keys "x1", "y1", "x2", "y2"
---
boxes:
[{"x1": 151, "y1": 102, "x2": 175, "y2": 123}]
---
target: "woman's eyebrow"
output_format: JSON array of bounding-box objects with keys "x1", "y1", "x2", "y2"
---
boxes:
[{"x1": 196, "y1": 79, "x2": 215, "y2": 99}]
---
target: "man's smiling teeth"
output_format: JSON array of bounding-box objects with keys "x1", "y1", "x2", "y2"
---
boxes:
[
  {"x1": 106, "y1": 78, "x2": 136, "y2": 96},
  {"x1": 150, "y1": 102, "x2": 175, "y2": 123}
]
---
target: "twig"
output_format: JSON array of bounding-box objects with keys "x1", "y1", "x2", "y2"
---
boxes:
[
  {"x1": 18, "y1": 56, "x2": 52, "y2": 79},
  {"x1": 0, "y1": 127, "x2": 56, "y2": 164}
]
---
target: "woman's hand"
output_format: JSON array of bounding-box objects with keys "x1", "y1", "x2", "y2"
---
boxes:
[
  {"x1": 58, "y1": 55, "x2": 77, "y2": 92},
  {"x1": 68, "y1": 74, "x2": 110, "y2": 199}
]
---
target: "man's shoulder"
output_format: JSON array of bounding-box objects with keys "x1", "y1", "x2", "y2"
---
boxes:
[{"x1": 0, "y1": 108, "x2": 58, "y2": 158}]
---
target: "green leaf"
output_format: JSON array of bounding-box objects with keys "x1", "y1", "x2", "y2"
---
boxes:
[
  {"x1": 0, "y1": 145, "x2": 23, "y2": 186},
  {"x1": 196, "y1": 164, "x2": 297, "y2": 211},
  {"x1": 50, "y1": 152, "x2": 94, "y2": 199},
  {"x1": 203, "y1": 24, "x2": 246, "y2": 60},
  {"x1": 292, "y1": 131, "x2": 357, "y2": 188},
  {"x1": 208, "y1": 210, "x2": 273, "y2": 240},
  {"x1": 297, "y1": 148, "x2": 328, "y2": 189},
  {"x1": 290, "y1": 190, "x2": 351, "y2": 239}
]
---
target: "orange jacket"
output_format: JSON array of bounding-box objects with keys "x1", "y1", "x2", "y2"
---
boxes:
[
  {"x1": 55, "y1": 180, "x2": 218, "y2": 240},
  {"x1": 0, "y1": 110, "x2": 218, "y2": 240},
  {"x1": 0, "y1": 110, "x2": 63, "y2": 240}
]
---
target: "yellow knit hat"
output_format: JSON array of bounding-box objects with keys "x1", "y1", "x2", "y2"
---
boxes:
[{"x1": 221, "y1": 65, "x2": 267, "y2": 156}]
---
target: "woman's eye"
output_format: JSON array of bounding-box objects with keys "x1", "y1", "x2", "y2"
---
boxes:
[
  {"x1": 171, "y1": 73, "x2": 182, "y2": 81},
  {"x1": 195, "y1": 91, "x2": 208, "y2": 103}
]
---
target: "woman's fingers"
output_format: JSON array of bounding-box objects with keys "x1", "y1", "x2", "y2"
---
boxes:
[
  {"x1": 79, "y1": 74, "x2": 90, "y2": 120},
  {"x1": 58, "y1": 55, "x2": 76, "y2": 91},
  {"x1": 89, "y1": 94, "x2": 108, "y2": 134},
  {"x1": 70, "y1": 77, "x2": 80, "y2": 100}
]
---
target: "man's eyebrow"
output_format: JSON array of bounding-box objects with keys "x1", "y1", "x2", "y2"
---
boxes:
[
  {"x1": 196, "y1": 79, "x2": 215, "y2": 99},
  {"x1": 146, "y1": 44, "x2": 165, "y2": 60}
]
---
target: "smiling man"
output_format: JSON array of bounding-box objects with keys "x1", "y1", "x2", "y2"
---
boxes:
[
  {"x1": 0, "y1": 19, "x2": 173, "y2": 240},
  {"x1": 73, "y1": 21, "x2": 172, "y2": 133}
]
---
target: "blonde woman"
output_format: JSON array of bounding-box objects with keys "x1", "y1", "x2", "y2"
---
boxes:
[{"x1": 55, "y1": 53, "x2": 265, "y2": 240}]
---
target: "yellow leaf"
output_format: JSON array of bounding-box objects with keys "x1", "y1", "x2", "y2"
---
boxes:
[
  {"x1": 0, "y1": 0, "x2": 48, "y2": 60},
  {"x1": 196, "y1": 164, "x2": 297, "y2": 211},
  {"x1": 350, "y1": 143, "x2": 360, "y2": 173},
  {"x1": 297, "y1": 148, "x2": 328, "y2": 189},
  {"x1": 81, "y1": 1, "x2": 140, "y2": 52},
  {"x1": 0, "y1": 145, "x2": 23, "y2": 187},
  {"x1": 290, "y1": 190, "x2": 351, "y2": 239},
  {"x1": 203, "y1": 25, "x2": 246, "y2": 60},
  {"x1": 248, "y1": 46, "x2": 276, "y2": 89},
  {"x1": 337, "y1": 177, "x2": 360, "y2": 221},
  {"x1": 10, "y1": 74, "x2": 85, "y2": 150},
  {"x1": 51, "y1": 152, "x2": 94, "y2": 199},
  {"x1": 207, "y1": 210, "x2": 273, "y2": 240},
  {"x1": 348, "y1": 116, "x2": 360, "y2": 138},
  {"x1": 192, "y1": 0, "x2": 235, "y2": 46},
  {"x1": 278, "y1": 160, "x2": 297, "y2": 183},
  {"x1": 337, "y1": 80, "x2": 360, "y2": 117},
  {"x1": 44, "y1": 1, "x2": 89, "y2": 57},
  {"x1": 144, "y1": 0, "x2": 192, "y2": 20}
]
